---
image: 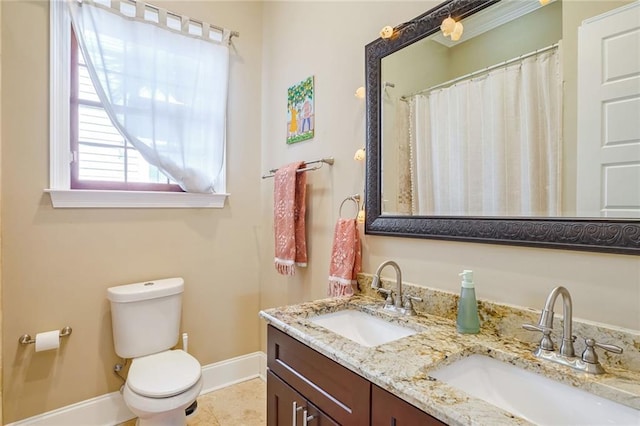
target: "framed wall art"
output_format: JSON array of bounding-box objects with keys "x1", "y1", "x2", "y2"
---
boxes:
[{"x1": 287, "y1": 76, "x2": 314, "y2": 144}]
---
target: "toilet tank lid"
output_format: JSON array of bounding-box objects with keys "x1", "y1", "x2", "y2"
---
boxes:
[{"x1": 107, "y1": 277, "x2": 184, "y2": 303}]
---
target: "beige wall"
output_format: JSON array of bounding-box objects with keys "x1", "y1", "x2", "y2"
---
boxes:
[
  {"x1": 259, "y1": 0, "x2": 640, "y2": 352},
  {"x1": 258, "y1": 1, "x2": 434, "y2": 320},
  {"x1": 1, "y1": 1, "x2": 263, "y2": 422},
  {"x1": 2, "y1": 0, "x2": 639, "y2": 422}
]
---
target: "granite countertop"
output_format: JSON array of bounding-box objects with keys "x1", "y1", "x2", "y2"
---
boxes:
[{"x1": 259, "y1": 292, "x2": 640, "y2": 426}]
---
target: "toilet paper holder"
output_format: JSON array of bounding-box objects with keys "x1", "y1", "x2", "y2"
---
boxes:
[{"x1": 18, "y1": 326, "x2": 73, "y2": 345}]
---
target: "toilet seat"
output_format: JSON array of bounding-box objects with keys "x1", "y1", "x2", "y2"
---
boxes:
[
  {"x1": 128, "y1": 350, "x2": 201, "y2": 398},
  {"x1": 123, "y1": 376, "x2": 203, "y2": 420}
]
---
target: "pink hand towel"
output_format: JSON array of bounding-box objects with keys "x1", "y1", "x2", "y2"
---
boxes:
[
  {"x1": 274, "y1": 162, "x2": 307, "y2": 275},
  {"x1": 328, "y1": 218, "x2": 362, "y2": 297}
]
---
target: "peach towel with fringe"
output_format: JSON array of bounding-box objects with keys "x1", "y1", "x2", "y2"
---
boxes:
[
  {"x1": 274, "y1": 162, "x2": 307, "y2": 275},
  {"x1": 328, "y1": 218, "x2": 361, "y2": 296}
]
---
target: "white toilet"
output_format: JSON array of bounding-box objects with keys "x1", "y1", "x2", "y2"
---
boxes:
[{"x1": 107, "y1": 277, "x2": 203, "y2": 426}]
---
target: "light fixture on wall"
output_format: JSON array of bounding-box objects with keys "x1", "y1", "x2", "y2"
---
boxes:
[
  {"x1": 440, "y1": 16, "x2": 456, "y2": 36},
  {"x1": 354, "y1": 86, "x2": 366, "y2": 99},
  {"x1": 379, "y1": 0, "x2": 488, "y2": 43},
  {"x1": 380, "y1": 25, "x2": 394, "y2": 40},
  {"x1": 441, "y1": 16, "x2": 463, "y2": 41},
  {"x1": 539, "y1": 0, "x2": 551, "y2": 5},
  {"x1": 451, "y1": 21, "x2": 464, "y2": 41},
  {"x1": 353, "y1": 148, "x2": 366, "y2": 224}
]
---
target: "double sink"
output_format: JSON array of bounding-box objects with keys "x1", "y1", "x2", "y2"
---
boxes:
[{"x1": 309, "y1": 308, "x2": 639, "y2": 425}]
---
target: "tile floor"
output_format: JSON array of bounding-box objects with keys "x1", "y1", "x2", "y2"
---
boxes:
[{"x1": 118, "y1": 378, "x2": 266, "y2": 426}]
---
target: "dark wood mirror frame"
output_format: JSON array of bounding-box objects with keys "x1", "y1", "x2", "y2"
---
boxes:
[{"x1": 364, "y1": 0, "x2": 640, "y2": 255}]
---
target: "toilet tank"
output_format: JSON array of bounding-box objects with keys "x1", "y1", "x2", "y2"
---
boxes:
[{"x1": 107, "y1": 277, "x2": 184, "y2": 359}]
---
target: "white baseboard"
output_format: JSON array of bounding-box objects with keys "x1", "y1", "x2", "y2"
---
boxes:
[
  {"x1": 7, "y1": 351, "x2": 267, "y2": 426},
  {"x1": 199, "y1": 351, "x2": 266, "y2": 395},
  {"x1": 259, "y1": 351, "x2": 267, "y2": 382},
  {"x1": 5, "y1": 391, "x2": 135, "y2": 426}
]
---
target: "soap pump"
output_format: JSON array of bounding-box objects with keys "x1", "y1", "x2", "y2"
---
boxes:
[{"x1": 456, "y1": 269, "x2": 480, "y2": 334}]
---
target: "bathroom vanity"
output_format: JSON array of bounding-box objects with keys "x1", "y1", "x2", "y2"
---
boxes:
[
  {"x1": 267, "y1": 325, "x2": 444, "y2": 425},
  {"x1": 260, "y1": 276, "x2": 640, "y2": 426}
]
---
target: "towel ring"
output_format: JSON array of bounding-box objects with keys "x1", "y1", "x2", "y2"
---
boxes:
[{"x1": 339, "y1": 195, "x2": 360, "y2": 219}]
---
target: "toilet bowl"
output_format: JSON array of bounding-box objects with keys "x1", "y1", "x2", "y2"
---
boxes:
[
  {"x1": 123, "y1": 349, "x2": 203, "y2": 426},
  {"x1": 107, "y1": 278, "x2": 203, "y2": 426}
]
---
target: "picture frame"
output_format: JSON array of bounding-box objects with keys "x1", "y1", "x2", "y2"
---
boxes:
[{"x1": 287, "y1": 76, "x2": 315, "y2": 144}]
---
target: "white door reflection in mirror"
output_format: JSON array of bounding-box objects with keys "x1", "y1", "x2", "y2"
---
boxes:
[{"x1": 577, "y1": 2, "x2": 640, "y2": 218}]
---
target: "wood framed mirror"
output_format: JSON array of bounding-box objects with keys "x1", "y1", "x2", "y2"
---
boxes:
[{"x1": 364, "y1": 0, "x2": 640, "y2": 254}]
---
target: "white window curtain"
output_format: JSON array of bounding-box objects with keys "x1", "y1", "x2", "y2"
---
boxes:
[
  {"x1": 407, "y1": 47, "x2": 562, "y2": 216},
  {"x1": 67, "y1": 0, "x2": 230, "y2": 193}
]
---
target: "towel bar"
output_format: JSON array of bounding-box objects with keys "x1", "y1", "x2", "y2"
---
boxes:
[
  {"x1": 339, "y1": 194, "x2": 360, "y2": 219},
  {"x1": 262, "y1": 157, "x2": 334, "y2": 179}
]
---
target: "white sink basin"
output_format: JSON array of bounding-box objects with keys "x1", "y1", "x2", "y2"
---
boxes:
[
  {"x1": 430, "y1": 354, "x2": 640, "y2": 425},
  {"x1": 309, "y1": 309, "x2": 417, "y2": 347}
]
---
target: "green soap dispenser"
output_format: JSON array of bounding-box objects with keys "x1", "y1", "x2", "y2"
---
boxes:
[{"x1": 456, "y1": 269, "x2": 480, "y2": 334}]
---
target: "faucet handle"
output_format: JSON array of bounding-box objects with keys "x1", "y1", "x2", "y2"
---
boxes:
[
  {"x1": 522, "y1": 323, "x2": 551, "y2": 333},
  {"x1": 522, "y1": 323, "x2": 555, "y2": 351},
  {"x1": 402, "y1": 295, "x2": 423, "y2": 315},
  {"x1": 403, "y1": 295, "x2": 423, "y2": 304},
  {"x1": 377, "y1": 288, "x2": 394, "y2": 306},
  {"x1": 582, "y1": 338, "x2": 623, "y2": 364},
  {"x1": 377, "y1": 287, "x2": 392, "y2": 296}
]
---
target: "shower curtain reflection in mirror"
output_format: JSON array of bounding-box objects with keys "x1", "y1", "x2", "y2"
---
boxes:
[{"x1": 395, "y1": 46, "x2": 562, "y2": 217}]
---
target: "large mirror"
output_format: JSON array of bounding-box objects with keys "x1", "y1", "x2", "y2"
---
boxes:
[{"x1": 364, "y1": 0, "x2": 640, "y2": 254}]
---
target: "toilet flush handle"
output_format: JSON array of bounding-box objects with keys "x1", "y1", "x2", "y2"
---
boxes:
[{"x1": 182, "y1": 332, "x2": 189, "y2": 353}]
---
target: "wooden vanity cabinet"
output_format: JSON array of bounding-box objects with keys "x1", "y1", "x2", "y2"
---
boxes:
[
  {"x1": 371, "y1": 384, "x2": 446, "y2": 426},
  {"x1": 267, "y1": 325, "x2": 448, "y2": 426}
]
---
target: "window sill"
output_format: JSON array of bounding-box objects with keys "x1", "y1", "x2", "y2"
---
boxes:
[{"x1": 45, "y1": 189, "x2": 229, "y2": 208}]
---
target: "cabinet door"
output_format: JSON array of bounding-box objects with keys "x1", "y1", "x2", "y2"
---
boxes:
[
  {"x1": 268, "y1": 370, "x2": 300, "y2": 426},
  {"x1": 371, "y1": 384, "x2": 447, "y2": 426},
  {"x1": 267, "y1": 326, "x2": 370, "y2": 425},
  {"x1": 268, "y1": 370, "x2": 339, "y2": 426}
]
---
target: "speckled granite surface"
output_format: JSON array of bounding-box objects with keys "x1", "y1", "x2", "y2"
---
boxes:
[{"x1": 259, "y1": 275, "x2": 640, "y2": 425}]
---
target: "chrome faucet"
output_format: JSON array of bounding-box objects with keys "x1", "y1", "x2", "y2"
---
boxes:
[
  {"x1": 371, "y1": 260, "x2": 422, "y2": 315},
  {"x1": 539, "y1": 286, "x2": 575, "y2": 357},
  {"x1": 372, "y1": 260, "x2": 403, "y2": 310},
  {"x1": 523, "y1": 286, "x2": 622, "y2": 374},
  {"x1": 524, "y1": 286, "x2": 575, "y2": 359}
]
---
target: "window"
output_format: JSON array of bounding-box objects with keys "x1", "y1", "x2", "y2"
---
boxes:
[
  {"x1": 48, "y1": 0, "x2": 230, "y2": 208},
  {"x1": 70, "y1": 30, "x2": 183, "y2": 192}
]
